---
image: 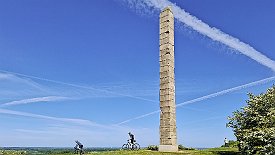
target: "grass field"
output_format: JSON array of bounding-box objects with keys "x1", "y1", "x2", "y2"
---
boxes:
[
  {"x1": 88, "y1": 148, "x2": 240, "y2": 155},
  {"x1": 1, "y1": 147, "x2": 240, "y2": 155}
]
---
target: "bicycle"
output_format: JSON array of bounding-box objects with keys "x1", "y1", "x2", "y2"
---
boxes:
[
  {"x1": 74, "y1": 148, "x2": 84, "y2": 155},
  {"x1": 121, "y1": 140, "x2": 140, "y2": 150},
  {"x1": 74, "y1": 143, "x2": 84, "y2": 155},
  {"x1": 74, "y1": 140, "x2": 84, "y2": 155}
]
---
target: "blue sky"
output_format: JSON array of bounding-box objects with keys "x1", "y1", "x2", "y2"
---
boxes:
[{"x1": 0, "y1": 0, "x2": 275, "y2": 148}]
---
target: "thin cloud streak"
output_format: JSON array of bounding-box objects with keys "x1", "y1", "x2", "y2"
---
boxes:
[
  {"x1": 0, "y1": 72, "x2": 46, "y2": 92},
  {"x1": 0, "y1": 73, "x2": 12, "y2": 80},
  {"x1": 0, "y1": 70, "x2": 156, "y2": 103},
  {"x1": 116, "y1": 110, "x2": 160, "y2": 125},
  {"x1": 176, "y1": 76, "x2": 275, "y2": 107},
  {"x1": 0, "y1": 96, "x2": 69, "y2": 107},
  {"x1": 0, "y1": 108, "x2": 102, "y2": 127},
  {"x1": 122, "y1": 0, "x2": 275, "y2": 71},
  {"x1": 116, "y1": 76, "x2": 275, "y2": 125}
]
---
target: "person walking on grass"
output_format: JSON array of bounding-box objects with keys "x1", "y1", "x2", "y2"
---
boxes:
[{"x1": 224, "y1": 138, "x2": 229, "y2": 147}]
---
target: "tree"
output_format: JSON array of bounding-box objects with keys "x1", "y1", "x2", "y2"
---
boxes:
[{"x1": 227, "y1": 86, "x2": 275, "y2": 155}]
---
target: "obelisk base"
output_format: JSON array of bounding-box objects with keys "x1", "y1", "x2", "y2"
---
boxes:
[{"x1": 159, "y1": 145, "x2": 178, "y2": 152}]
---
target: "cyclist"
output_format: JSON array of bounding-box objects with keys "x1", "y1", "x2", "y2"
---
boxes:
[
  {"x1": 128, "y1": 132, "x2": 135, "y2": 144},
  {"x1": 122, "y1": 132, "x2": 140, "y2": 150},
  {"x1": 74, "y1": 140, "x2": 84, "y2": 154}
]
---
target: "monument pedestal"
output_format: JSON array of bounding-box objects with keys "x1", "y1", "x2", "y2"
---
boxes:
[{"x1": 159, "y1": 145, "x2": 178, "y2": 152}]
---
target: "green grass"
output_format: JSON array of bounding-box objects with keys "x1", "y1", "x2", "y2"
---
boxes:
[
  {"x1": 0, "y1": 150, "x2": 27, "y2": 155},
  {"x1": 87, "y1": 148, "x2": 240, "y2": 155},
  {"x1": 0, "y1": 148, "x2": 241, "y2": 155}
]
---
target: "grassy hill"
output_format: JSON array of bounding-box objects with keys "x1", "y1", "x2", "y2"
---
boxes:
[
  {"x1": 87, "y1": 148, "x2": 240, "y2": 155},
  {"x1": 1, "y1": 147, "x2": 240, "y2": 155}
]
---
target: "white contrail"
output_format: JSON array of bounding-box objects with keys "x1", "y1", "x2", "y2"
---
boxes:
[
  {"x1": 0, "y1": 96, "x2": 69, "y2": 107},
  {"x1": 122, "y1": 0, "x2": 275, "y2": 71},
  {"x1": 0, "y1": 73, "x2": 12, "y2": 80},
  {"x1": 0, "y1": 108, "x2": 99, "y2": 126},
  {"x1": 0, "y1": 108, "x2": 129, "y2": 129},
  {"x1": 0, "y1": 72, "x2": 46, "y2": 91},
  {"x1": 116, "y1": 76, "x2": 275, "y2": 125},
  {"x1": 116, "y1": 105, "x2": 212, "y2": 125},
  {"x1": 176, "y1": 77, "x2": 275, "y2": 107},
  {"x1": 116, "y1": 110, "x2": 160, "y2": 125},
  {"x1": 0, "y1": 69, "x2": 156, "y2": 103}
]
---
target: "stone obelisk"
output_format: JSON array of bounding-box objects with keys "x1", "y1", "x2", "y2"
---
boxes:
[{"x1": 159, "y1": 6, "x2": 178, "y2": 152}]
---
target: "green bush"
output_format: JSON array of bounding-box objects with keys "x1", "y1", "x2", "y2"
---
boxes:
[
  {"x1": 227, "y1": 86, "x2": 275, "y2": 155},
  {"x1": 147, "y1": 144, "x2": 195, "y2": 151},
  {"x1": 147, "y1": 145, "x2": 158, "y2": 151},
  {"x1": 0, "y1": 150, "x2": 27, "y2": 155},
  {"x1": 221, "y1": 140, "x2": 239, "y2": 148},
  {"x1": 178, "y1": 144, "x2": 196, "y2": 150}
]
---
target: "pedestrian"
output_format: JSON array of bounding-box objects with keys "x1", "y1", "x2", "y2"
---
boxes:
[{"x1": 224, "y1": 138, "x2": 229, "y2": 147}]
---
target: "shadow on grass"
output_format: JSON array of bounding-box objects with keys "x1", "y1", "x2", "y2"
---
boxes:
[
  {"x1": 204, "y1": 147, "x2": 241, "y2": 155},
  {"x1": 213, "y1": 151, "x2": 241, "y2": 155}
]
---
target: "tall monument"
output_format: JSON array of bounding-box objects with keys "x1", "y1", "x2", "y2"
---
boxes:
[{"x1": 159, "y1": 7, "x2": 178, "y2": 152}]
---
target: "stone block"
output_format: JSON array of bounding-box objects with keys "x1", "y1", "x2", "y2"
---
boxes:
[{"x1": 159, "y1": 145, "x2": 178, "y2": 152}]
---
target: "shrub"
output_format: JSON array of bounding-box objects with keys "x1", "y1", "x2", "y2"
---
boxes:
[
  {"x1": 227, "y1": 86, "x2": 275, "y2": 155},
  {"x1": 221, "y1": 140, "x2": 239, "y2": 148},
  {"x1": 178, "y1": 144, "x2": 196, "y2": 150},
  {"x1": 147, "y1": 145, "x2": 158, "y2": 151}
]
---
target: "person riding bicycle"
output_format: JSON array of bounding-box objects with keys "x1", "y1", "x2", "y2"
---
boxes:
[
  {"x1": 128, "y1": 132, "x2": 135, "y2": 144},
  {"x1": 122, "y1": 132, "x2": 140, "y2": 150},
  {"x1": 74, "y1": 140, "x2": 84, "y2": 154}
]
